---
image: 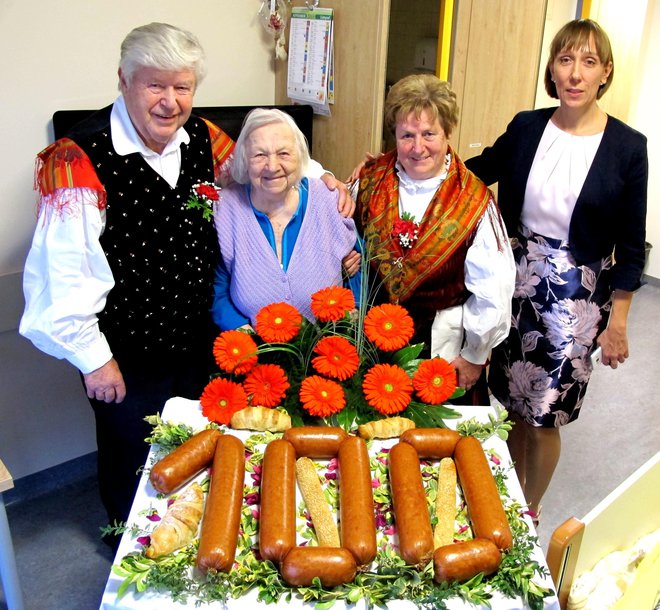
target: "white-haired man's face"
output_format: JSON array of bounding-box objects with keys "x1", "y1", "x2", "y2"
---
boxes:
[{"x1": 120, "y1": 66, "x2": 195, "y2": 154}]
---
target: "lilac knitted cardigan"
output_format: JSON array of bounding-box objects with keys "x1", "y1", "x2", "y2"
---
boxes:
[{"x1": 215, "y1": 178, "x2": 357, "y2": 324}]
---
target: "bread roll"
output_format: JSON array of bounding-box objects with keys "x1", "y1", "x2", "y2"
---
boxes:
[
  {"x1": 230, "y1": 406, "x2": 291, "y2": 431},
  {"x1": 358, "y1": 416, "x2": 415, "y2": 439},
  {"x1": 145, "y1": 482, "x2": 204, "y2": 558}
]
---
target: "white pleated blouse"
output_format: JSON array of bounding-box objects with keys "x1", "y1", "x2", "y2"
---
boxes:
[{"x1": 521, "y1": 119, "x2": 603, "y2": 241}]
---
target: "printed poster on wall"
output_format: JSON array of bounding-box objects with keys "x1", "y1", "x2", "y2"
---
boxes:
[{"x1": 287, "y1": 6, "x2": 334, "y2": 116}]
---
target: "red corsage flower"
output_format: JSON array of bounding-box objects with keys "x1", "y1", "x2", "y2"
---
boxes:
[
  {"x1": 186, "y1": 181, "x2": 220, "y2": 221},
  {"x1": 392, "y1": 212, "x2": 419, "y2": 249}
]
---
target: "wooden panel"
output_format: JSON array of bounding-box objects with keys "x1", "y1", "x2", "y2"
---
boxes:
[
  {"x1": 275, "y1": 1, "x2": 390, "y2": 180},
  {"x1": 450, "y1": 0, "x2": 548, "y2": 162}
]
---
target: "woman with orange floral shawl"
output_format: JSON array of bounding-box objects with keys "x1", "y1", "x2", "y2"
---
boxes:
[{"x1": 354, "y1": 75, "x2": 515, "y2": 404}]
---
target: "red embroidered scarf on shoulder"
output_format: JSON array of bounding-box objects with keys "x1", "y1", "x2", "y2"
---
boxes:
[
  {"x1": 35, "y1": 138, "x2": 107, "y2": 213},
  {"x1": 357, "y1": 147, "x2": 491, "y2": 303}
]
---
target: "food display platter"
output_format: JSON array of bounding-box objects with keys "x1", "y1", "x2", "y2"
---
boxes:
[{"x1": 99, "y1": 397, "x2": 560, "y2": 610}]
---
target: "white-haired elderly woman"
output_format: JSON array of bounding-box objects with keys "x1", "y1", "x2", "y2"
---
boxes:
[{"x1": 212, "y1": 108, "x2": 360, "y2": 329}]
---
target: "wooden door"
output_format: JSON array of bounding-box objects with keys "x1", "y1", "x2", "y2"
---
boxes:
[
  {"x1": 275, "y1": 1, "x2": 391, "y2": 181},
  {"x1": 449, "y1": 0, "x2": 548, "y2": 161}
]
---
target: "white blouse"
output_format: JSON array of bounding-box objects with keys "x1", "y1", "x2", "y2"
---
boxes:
[
  {"x1": 396, "y1": 162, "x2": 515, "y2": 366},
  {"x1": 522, "y1": 119, "x2": 603, "y2": 240}
]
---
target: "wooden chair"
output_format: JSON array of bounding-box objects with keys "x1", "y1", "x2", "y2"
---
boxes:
[
  {"x1": 0, "y1": 459, "x2": 24, "y2": 610},
  {"x1": 545, "y1": 451, "x2": 660, "y2": 609}
]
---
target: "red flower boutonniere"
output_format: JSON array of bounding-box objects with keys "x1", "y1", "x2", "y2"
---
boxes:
[
  {"x1": 186, "y1": 181, "x2": 221, "y2": 221},
  {"x1": 392, "y1": 212, "x2": 419, "y2": 249}
]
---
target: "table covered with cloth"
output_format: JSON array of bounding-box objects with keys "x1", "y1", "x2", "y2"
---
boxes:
[{"x1": 99, "y1": 397, "x2": 560, "y2": 610}]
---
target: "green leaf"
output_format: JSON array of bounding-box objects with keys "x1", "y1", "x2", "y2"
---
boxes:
[
  {"x1": 403, "y1": 401, "x2": 461, "y2": 427},
  {"x1": 392, "y1": 343, "x2": 424, "y2": 366},
  {"x1": 449, "y1": 385, "x2": 466, "y2": 399},
  {"x1": 336, "y1": 402, "x2": 357, "y2": 431}
]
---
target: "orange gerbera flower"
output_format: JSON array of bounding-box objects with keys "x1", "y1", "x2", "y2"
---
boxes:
[
  {"x1": 310, "y1": 286, "x2": 355, "y2": 322},
  {"x1": 200, "y1": 377, "x2": 248, "y2": 425},
  {"x1": 255, "y1": 302, "x2": 302, "y2": 343},
  {"x1": 243, "y1": 364, "x2": 290, "y2": 408},
  {"x1": 311, "y1": 336, "x2": 360, "y2": 380},
  {"x1": 213, "y1": 330, "x2": 258, "y2": 375},
  {"x1": 412, "y1": 358, "x2": 457, "y2": 404},
  {"x1": 363, "y1": 303, "x2": 414, "y2": 351},
  {"x1": 362, "y1": 363, "x2": 413, "y2": 415},
  {"x1": 299, "y1": 375, "x2": 346, "y2": 417}
]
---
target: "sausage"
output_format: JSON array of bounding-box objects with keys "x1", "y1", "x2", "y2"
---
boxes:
[
  {"x1": 197, "y1": 434, "x2": 245, "y2": 573},
  {"x1": 149, "y1": 429, "x2": 221, "y2": 494},
  {"x1": 337, "y1": 436, "x2": 377, "y2": 567},
  {"x1": 259, "y1": 439, "x2": 296, "y2": 564},
  {"x1": 281, "y1": 547, "x2": 357, "y2": 588},
  {"x1": 400, "y1": 428, "x2": 460, "y2": 459},
  {"x1": 433, "y1": 538, "x2": 502, "y2": 583},
  {"x1": 283, "y1": 426, "x2": 348, "y2": 457},
  {"x1": 454, "y1": 436, "x2": 513, "y2": 551},
  {"x1": 388, "y1": 441, "x2": 434, "y2": 568}
]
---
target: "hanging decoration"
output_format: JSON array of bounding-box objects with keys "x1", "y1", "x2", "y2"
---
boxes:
[{"x1": 258, "y1": 0, "x2": 289, "y2": 60}]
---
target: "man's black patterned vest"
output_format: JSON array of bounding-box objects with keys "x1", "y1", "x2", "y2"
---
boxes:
[{"x1": 69, "y1": 106, "x2": 218, "y2": 367}]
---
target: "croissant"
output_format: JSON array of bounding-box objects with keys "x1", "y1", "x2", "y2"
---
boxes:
[
  {"x1": 230, "y1": 406, "x2": 292, "y2": 432},
  {"x1": 357, "y1": 416, "x2": 416, "y2": 439},
  {"x1": 145, "y1": 482, "x2": 204, "y2": 558}
]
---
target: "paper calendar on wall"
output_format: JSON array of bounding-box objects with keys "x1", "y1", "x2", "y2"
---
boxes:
[{"x1": 287, "y1": 6, "x2": 334, "y2": 116}]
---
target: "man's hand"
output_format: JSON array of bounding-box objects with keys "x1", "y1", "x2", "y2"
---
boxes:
[
  {"x1": 451, "y1": 356, "x2": 483, "y2": 390},
  {"x1": 320, "y1": 172, "x2": 355, "y2": 218},
  {"x1": 345, "y1": 152, "x2": 381, "y2": 184},
  {"x1": 342, "y1": 250, "x2": 361, "y2": 278},
  {"x1": 83, "y1": 358, "x2": 127, "y2": 403}
]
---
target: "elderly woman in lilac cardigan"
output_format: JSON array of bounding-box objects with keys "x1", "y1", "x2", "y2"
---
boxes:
[{"x1": 211, "y1": 108, "x2": 358, "y2": 329}]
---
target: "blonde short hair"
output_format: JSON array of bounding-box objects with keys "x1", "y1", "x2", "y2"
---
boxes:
[
  {"x1": 383, "y1": 74, "x2": 459, "y2": 137},
  {"x1": 544, "y1": 19, "x2": 613, "y2": 100}
]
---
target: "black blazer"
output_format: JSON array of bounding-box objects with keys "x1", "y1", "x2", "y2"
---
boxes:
[{"x1": 466, "y1": 107, "x2": 648, "y2": 292}]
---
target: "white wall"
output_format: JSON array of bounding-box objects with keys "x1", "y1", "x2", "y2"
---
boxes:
[
  {"x1": 630, "y1": 0, "x2": 660, "y2": 279},
  {"x1": 534, "y1": 0, "x2": 659, "y2": 280},
  {"x1": 0, "y1": 1, "x2": 277, "y2": 480}
]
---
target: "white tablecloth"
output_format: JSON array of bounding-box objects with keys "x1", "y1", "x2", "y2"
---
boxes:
[{"x1": 99, "y1": 398, "x2": 560, "y2": 610}]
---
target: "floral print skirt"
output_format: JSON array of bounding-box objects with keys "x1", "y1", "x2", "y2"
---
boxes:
[{"x1": 488, "y1": 226, "x2": 612, "y2": 428}]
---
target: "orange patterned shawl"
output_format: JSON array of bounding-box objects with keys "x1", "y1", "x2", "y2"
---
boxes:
[{"x1": 357, "y1": 147, "x2": 491, "y2": 304}]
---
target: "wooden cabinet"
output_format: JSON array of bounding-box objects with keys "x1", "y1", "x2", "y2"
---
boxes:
[
  {"x1": 275, "y1": 1, "x2": 390, "y2": 181},
  {"x1": 274, "y1": 1, "x2": 547, "y2": 179},
  {"x1": 449, "y1": 0, "x2": 548, "y2": 162}
]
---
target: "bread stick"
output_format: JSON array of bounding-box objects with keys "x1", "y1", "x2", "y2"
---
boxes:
[
  {"x1": 295, "y1": 457, "x2": 340, "y2": 547},
  {"x1": 433, "y1": 457, "x2": 456, "y2": 549}
]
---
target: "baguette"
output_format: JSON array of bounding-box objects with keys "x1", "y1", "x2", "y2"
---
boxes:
[
  {"x1": 295, "y1": 457, "x2": 340, "y2": 547},
  {"x1": 433, "y1": 457, "x2": 457, "y2": 548}
]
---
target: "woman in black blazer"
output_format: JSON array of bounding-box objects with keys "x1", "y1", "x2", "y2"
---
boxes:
[{"x1": 466, "y1": 19, "x2": 648, "y2": 524}]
